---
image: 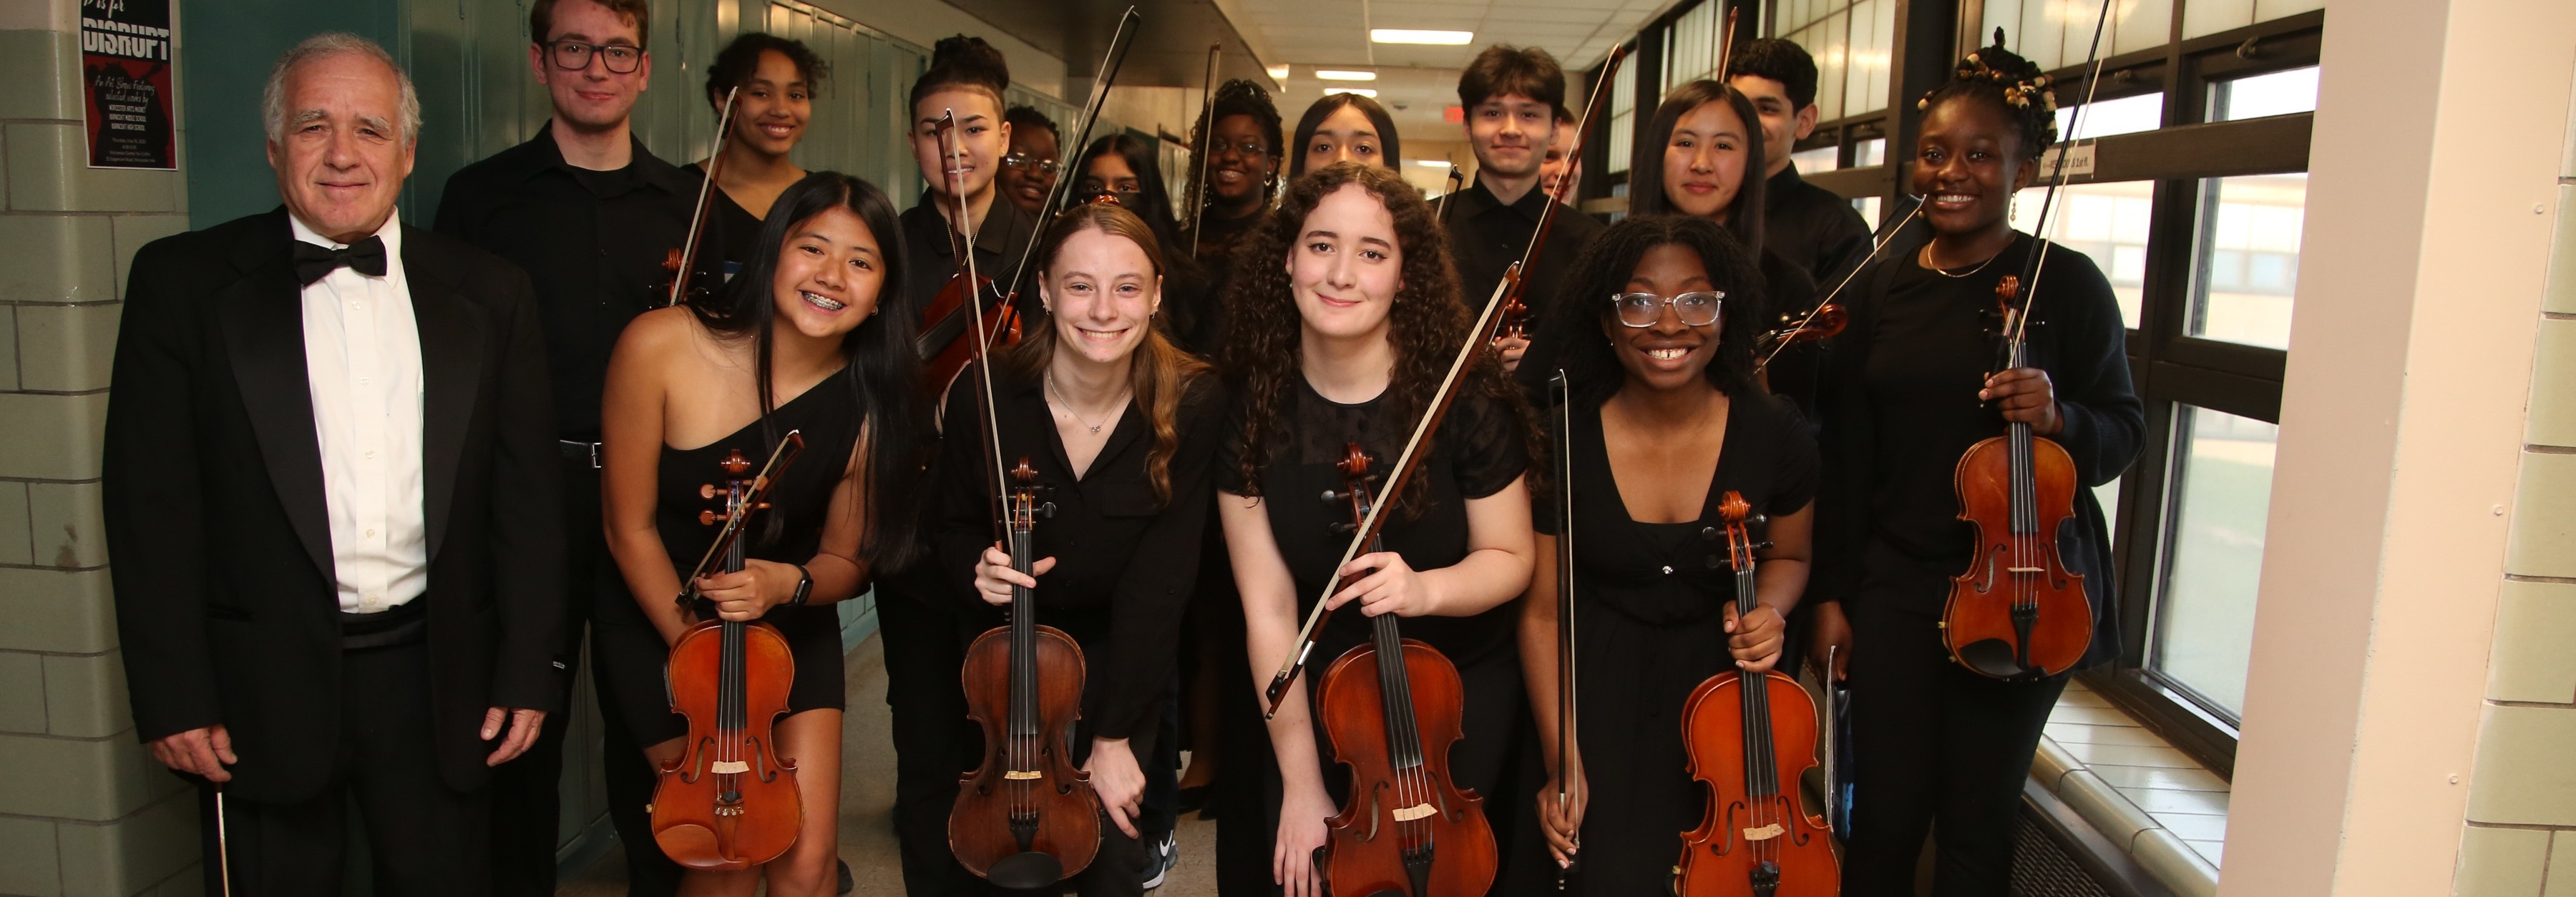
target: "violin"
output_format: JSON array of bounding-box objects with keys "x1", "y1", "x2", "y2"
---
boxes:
[
  {"x1": 951, "y1": 459, "x2": 1101, "y2": 887},
  {"x1": 1677, "y1": 491, "x2": 1838, "y2": 897},
  {"x1": 653, "y1": 434, "x2": 807, "y2": 870},
  {"x1": 1752, "y1": 303, "x2": 1847, "y2": 359},
  {"x1": 1478, "y1": 44, "x2": 1631, "y2": 351},
  {"x1": 916, "y1": 9, "x2": 1140, "y2": 394},
  {"x1": 654, "y1": 87, "x2": 742, "y2": 309},
  {"x1": 1941, "y1": 273, "x2": 2091, "y2": 678},
  {"x1": 1310, "y1": 444, "x2": 1496, "y2": 897}
]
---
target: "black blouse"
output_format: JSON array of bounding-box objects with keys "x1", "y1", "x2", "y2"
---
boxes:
[
  {"x1": 1813, "y1": 232, "x2": 2144, "y2": 661},
  {"x1": 931, "y1": 368, "x2": 1229, "y2": 741},
  {"x1": 683, "y1": 162, "x2": 766, "y2": 285},
  {"x1": 1215, "y1": 377, "x2": 1531, "y2": 665}
]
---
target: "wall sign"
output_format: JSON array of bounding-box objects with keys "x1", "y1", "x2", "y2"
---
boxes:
[{"x1": 80, "y1": 0, "x2": 176, "y2": 170}]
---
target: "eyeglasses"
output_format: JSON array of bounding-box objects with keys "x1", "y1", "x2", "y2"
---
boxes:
[
  {"x1": 544, "y1": 39, "x2": 643, "y2": 74},
  {"x1": 1002, "y1": 153, "x2": 1060, "y2": 175},
  {"x1": 1609, "y1": 290, "x2": 1724, "y2": 328},
  {"x1": 1207, "y1": 139, "x2": 1271, "y2": 160}
]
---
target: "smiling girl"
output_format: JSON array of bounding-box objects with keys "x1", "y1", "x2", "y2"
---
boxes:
[
  {"x1": 688, "y1": 34, "x2": 823, "y2": 272},
  {"x1": 597, "y1": 172, "x2": 924, "y2": 897},
  {"x1": 1213, "y1": 162, "x2": 1538, "y2": 897},
  {"x1": 932, "y1": 202, "x2": 1223, "y2": 896}
]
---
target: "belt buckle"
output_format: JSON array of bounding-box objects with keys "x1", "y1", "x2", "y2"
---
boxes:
[{"x1": 562, "y1": 439, "x2": 602, "y2": 470}]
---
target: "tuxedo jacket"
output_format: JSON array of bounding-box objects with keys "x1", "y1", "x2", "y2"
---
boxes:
[{"x1": 103, "y1": 208, "x2": 567, "y2": 802}]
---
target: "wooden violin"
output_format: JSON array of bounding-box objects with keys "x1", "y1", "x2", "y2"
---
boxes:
[
  {"x1": 1677, "y1": 491, "x2": 1837, "y2": 897},
  {"x1": 951, "y1": 459, "x2": 1101, "y2": 888},
  {"x1": 1752, "y1": 303, "x2": 1847, "y2": 359},
  {"x1": 1941, "y1": 273, "x2": 2090, "y2": 678},
  {"x1": 654, "y1": 87, "x2": 741, "y2": 309},
  {"x1": 653, "y1": 433, "x2": 806, "y2": 870},
  {"x1": 1310, "y1": 444, "x2": 1496, "y2": 897},
  {"x1": 916, "y1": 9, "x2": 1139, "y2": 394}
]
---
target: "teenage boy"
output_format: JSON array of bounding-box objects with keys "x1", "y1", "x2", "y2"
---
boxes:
[
  {"x1": 1726, "y1": 38, "x2": 1872, "y2": 283},
  {"x1": 1444, "y1": 44, "x2": 1606, "y2": 380}
]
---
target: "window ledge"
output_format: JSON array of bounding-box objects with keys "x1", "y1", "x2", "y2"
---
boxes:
[{"x1": 2031, "y1": 679, "x2": 2229, "y2": 897}]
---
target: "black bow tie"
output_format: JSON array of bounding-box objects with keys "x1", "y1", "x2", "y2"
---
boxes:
[{"x1": 293, "y1": 236, "x2": 388, "y2": 286}]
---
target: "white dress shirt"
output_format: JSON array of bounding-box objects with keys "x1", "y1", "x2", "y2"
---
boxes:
[{"x1": 292, "y1": 211, "x2": 429, "y2": 614}]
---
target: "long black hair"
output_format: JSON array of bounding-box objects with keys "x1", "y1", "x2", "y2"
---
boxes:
[
  {"x1": 1540, "y1": 214, "x2": 1768, "y2": 409},
  {"x1": 1287, "y1": 92, "x2": 1402, "y2": 179},
  {"x1": 1074, "y1": 134, "x2": 1197, "y2": 268},
  {"x1": 686, "y1": 171, "x2": 928, "y2": 568},
  {"x1": 1628, "y1": 79, "x2": 1769, "y2": 251}
]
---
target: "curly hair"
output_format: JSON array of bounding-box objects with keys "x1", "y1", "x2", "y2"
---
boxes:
[
  {"x1": 1186, "y1": 78, "x2": 1284, "y2": 221},
  {"x1": 1218, "y1": 162, "x2": 1538, "y2": 509},
  {"x1": 1538, "y1": 215, "x2": 1769, "y2": 410},
  {"x1": 1919, "y1": 29, "x2": 2058, "y2": 162},
  {"x1": 706, "y1": 33, "x2": 826, "y2": 109}
]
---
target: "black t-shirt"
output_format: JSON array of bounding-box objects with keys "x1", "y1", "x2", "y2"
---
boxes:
[
  {"x1": 1216, "y1": 377, "x2": 1531, "y2": 665},
  {"x1": 434, "y1": 126, "x2": 698, "y2": 438},
  {"x1": 1441, "y1": 175, "x2": 1606, "y2": 365}
]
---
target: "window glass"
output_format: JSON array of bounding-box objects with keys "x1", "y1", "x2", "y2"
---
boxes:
[
  {"x1": 2211, "y1": 65, "x2": 2319, "y2": 121},
  {"x1": 2011, "y1": 180, "x2": 2154, "y2": 329},
  {"x1": 2187, "y1": 0, "x2": 2326, "y2": 40},
  {"x1": 2151, "y1": 406, "x2": 2278, "y2": 720},
  {"x1": 1852, "y1": 195, "x2": 1883, "y2": 229},
  {"x1": 1854, "y1": 137, "x2": 1885, "y2": 167},
  {"x1": 1791, "y1": 145, "x2": 1840, "y2": 174},
  {"x1": 2055, "y1": 92, "x2": 2165, "y2": 141},
  {"x1": 1607, "y1": 62, "x2": 1636, "y2": 175},
  {"x1": 2190, "y1": 173, "x2": 2304, "y2": 349}
]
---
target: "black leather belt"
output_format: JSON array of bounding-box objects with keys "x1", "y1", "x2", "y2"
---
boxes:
[
  {"x1": 560, "y1": 439, "x2": 602, "y2": 469},
  {"x1": 340, "y1": 599, "x2": 429, "y2": 650}
]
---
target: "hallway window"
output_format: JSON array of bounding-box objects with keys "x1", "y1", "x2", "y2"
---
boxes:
[
  {"x1": 2013, "y1": 180, "x2": 2156, "y2": 329},
  {"x1": 2190, "y1": 173, "x2": 2307, "y2": 350},
  {"x1": 2150, "y1": 405, "x2": 2279, "y2": 720}
]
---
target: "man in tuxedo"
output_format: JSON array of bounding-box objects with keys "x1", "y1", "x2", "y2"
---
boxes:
[{"x1": 102, "y1": 32, "x2": 563, "y2": 896}]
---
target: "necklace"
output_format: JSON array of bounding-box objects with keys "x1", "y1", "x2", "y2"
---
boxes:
[
  {"x1": 1921, "y1": 242, "x2": 2004, "y2": 279},
  {"x1": 1045, "y1": 372, "x2": 1128, "y2": 434}
]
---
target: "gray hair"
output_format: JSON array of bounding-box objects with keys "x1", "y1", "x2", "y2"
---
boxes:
[{"x1": 261, "y1": 32, "x2": 423, "y2": 146}]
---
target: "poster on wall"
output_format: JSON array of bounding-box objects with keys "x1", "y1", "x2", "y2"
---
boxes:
[{"x1": 80, "y1": 0, "x2": 177, "y2": 170}]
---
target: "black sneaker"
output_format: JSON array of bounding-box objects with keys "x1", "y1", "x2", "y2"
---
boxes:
[
  {"x1": 838, "y1": 858, "x2": 855, "y2": 895},
  {"x1": 1141, "y1": 833, "x2": 1177, "y2": 889}
]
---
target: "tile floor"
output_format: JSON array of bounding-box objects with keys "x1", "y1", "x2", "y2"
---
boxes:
[{"x1": 2045, "y1": 680, "x2": 2230, "y2": 868}]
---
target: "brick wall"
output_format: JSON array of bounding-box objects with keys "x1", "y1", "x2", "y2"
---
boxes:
[{"x1": 0, "y1": 2, "x2": 204, "y2": 895}]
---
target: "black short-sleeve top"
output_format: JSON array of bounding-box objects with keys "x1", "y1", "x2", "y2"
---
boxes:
[
  {"x1": 1536, "y1": 391, "x2": 1818, "y2": 626},
  {"x1": 1216, "y1": 376, "x2": 1531, "y2": 665}
]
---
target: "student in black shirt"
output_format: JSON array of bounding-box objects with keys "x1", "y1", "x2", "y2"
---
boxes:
[
  {"x1": 1179, "y1": 79, "x2": 1284, "y2": 350},
  {"x1": 1442, "y1": 45, "x2": 1606, "y2": 383},
  {"x1": 1727, "y1": 39, "x2": 1872, "y2": 285},
  {"x1": 1213, "y1": 162, "x2": 1537, "y2": 897},
  {"x1": 935, "y1": 204, "x2": 1224, "y2": 896},
  {"x1": 882, "y1": 34, "x2": 1043, "y2": 897},
  {"x1": 999, "y1": 105, "x2": 1063, "y2": 217},
  {"x1": 431, "y1": 1, "x2": 693, "y2": 892},
  {"x1": 1810, "y1": 38, "x2": 2143, "y2": 897},
  {"x1": 686, "y1": 33, "x2": 824, "y2": 278}
]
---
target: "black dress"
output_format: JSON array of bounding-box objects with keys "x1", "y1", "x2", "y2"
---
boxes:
[
  {"x1": 683, "y1": 162, "x2": 766, "y2": 285},
  {"x1": 592, "y1": 371, "x2": 864, "y2": 745},
  {"x1": 1211, "y1": 376, "x2": 1532, "y2": 895},
  {"x1": 1533, "y1": 393, "x2": 1818, "y2": 896},
  {"x1": 931, "y1": 370, "x2": 1229, "y2": 896}
]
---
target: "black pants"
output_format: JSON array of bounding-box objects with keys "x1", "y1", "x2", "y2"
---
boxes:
[
  {"x1": 487, "y1": 454, "x2": 602, "y2": 896},
  {"x1": 1842, "y1": 602, "x2": 2064, "y2": 897},
  {"x1": 882, "y1": 579, "x2": 983, "y2": 896},
  {"x1": 203, "y1": 640, "x2": 491, "y2": 896}
]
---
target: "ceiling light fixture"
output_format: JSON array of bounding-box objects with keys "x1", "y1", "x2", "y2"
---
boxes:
[
  {"x1": 1316, "y1": 69, "x2": 1378, "y2": 82},
  {"x1": 1371, "y1": 29, "x2": 1474, "y2": 45},
  {"x1": 1415, "y1": 160, "x2": 1453, "y2": 168},
  {"x1": 1267, "y1": 64, "x2": 1291, "y2": 80},
  {"x1": 1324, "y1": 87, "x2": 1380, "y2": 98}
]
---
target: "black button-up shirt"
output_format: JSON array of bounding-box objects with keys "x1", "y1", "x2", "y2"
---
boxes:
[
  {"x1": 434, "y1": 126, "x2": 698, "y2": 438},
  {"x1": 1441, "y1": 175, "x2": 1606, "y2": 391},
  {"x1": 1763, "y1": 165, "x2": 1872, "y2": 285}
]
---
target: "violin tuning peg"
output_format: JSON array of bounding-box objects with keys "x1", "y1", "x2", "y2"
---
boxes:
[
  {"x1": 1322, "y1": 489, "x2": 1345, "y2": 502},
  {"x1": 756, "y1": 501, "x2": 771, "y2": 511},
  {"x1": 700, "y1": 484, "x2": 718, "y2": 499},
  {"x1": 698, "y1": 509, "x2": 719, "y2": 526},
  {"x1": 1328, "y1": 522, "x2": 1358, "y2": 536},
  {"x1": 1700, "y1": 526, "x2": 1719, "y2": 542},
  {"x1": 1755, "y1": 540, "x2": 1775, "y2": 552}
]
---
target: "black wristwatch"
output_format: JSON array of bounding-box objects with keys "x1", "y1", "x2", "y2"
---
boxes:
[{"x1": 788, "y1": 565, "x2": 814, "y2": 607}]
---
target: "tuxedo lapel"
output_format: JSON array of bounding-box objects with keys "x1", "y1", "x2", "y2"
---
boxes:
[
  {"x1": 215, "y1": 210, "x2": 334, "y2": 584},
  {"x1": 404, "y1": 225, "x2": 484, "y2": 564}
]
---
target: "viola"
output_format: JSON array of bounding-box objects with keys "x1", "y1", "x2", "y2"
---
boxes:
[
  {"x1": 653, "y1": 434, "x2": 806, "y2": 870},
  {"x1": 1941, "y1": 273, "x2": 2090, "y2": 678},
  {"x1": 653, "y1": 87, "x2": 742, "y2": 309},
  {"x1": 1310, "y1": 444, "x2": 1496, "y2": 897},
  {"x1": 1677, "y1": 491, "x2": 1837, "y2": 897},
  {"x1": 951, "y1": 459, "x2": 1101, "y2": 887}
]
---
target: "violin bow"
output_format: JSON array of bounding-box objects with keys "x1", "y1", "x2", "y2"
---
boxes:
[
  {"x1": 1264, "y1": 40, "x2": 1629, "y2": 717},
  {"x1": 675, "y1": 430, "x2": 806, "y2": 603},
  {"x1": 1001, "y1": 8, "x2": 1141, "y2": 299},
  {"x1": 1187, "y1": 41, "x2": 1220, "y2": 255},
  {"x1": 215, "y1": 783, "x2": 234, "y2": 896},
  {"x1": 930, "y1": 109, "x2": 1015, "y2": 537},
  {"x1": 1477, "y1": 41, "x2": 1632, "y2": 346},
  {"x1": 2005, "y1": 0, "x2": 2117, "y2": 350},
  {"x1": 1434, "y1": 164, "x2": 1463, "y2": 221},
  {"x1": 1549, "y1": 369, "x2": 1581, "y2": 881},
  {"x1": 667, "y1": 87, "x2": 741, "y2": 308}
]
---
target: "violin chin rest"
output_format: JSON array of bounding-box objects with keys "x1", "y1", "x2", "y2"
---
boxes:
[
  {"x1": 1953, "y1": 638, "x2": 2038, "y2": 680},
  {"x1": 987, "y1": 851, "x2": 1065, "y2": 891}
]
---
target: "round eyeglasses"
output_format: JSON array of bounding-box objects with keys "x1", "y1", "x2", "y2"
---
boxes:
[
  {"x1": 1609, "y1": 290, "x2": 1724, "y2": 328},
  {"x1": 1002, "y1": 153, "x2": 1060, "y2": 175},
  {"x1": 544, "y1": 39, "x2": 643, "y2": 74}
]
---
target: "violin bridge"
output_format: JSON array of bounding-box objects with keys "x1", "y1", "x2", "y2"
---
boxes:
[
  {"x1": 2007, "y1": 567, "x2": 2047, "y2": 574},
  {"x1": 1005, "y1": 770, "x2": 1043, "y2": 780},
  {"x1": 1742, "y1": 823, "x2": 1785, "y2": 841},
  {"x1": 710, "y1": 760, "x2": 749, "y2": 774},
  {"x1": 1392, "y1": 803, "x2": 1437, "y2": 822}
]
